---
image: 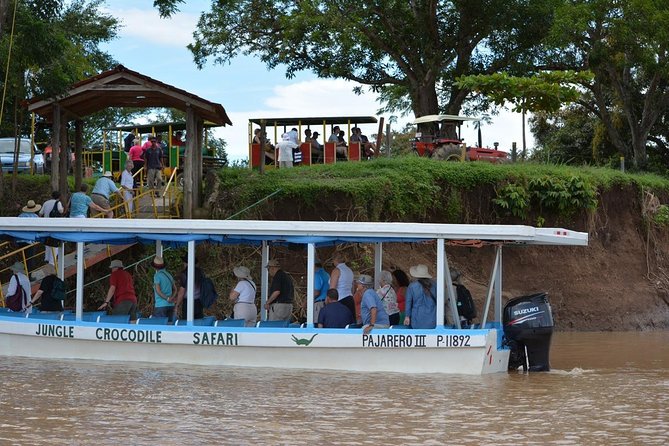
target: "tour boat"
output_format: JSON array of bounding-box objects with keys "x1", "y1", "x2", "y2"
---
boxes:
[{"x1": 0, "y1": 219, "x2": 587, "y2": 374}]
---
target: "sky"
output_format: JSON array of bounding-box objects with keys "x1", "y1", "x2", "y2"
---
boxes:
[{"x1": 100, "y1": 1, "x2": 534, "y2": 161}]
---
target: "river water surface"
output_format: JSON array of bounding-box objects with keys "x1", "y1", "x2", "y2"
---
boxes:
[{"x1": 0, "y1": 331, "x2": 667, "y2": 445}]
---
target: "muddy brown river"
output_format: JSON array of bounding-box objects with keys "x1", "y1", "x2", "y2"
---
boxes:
[{"x1": 0, "y1": 331, "x2": 666, "y2": 445}]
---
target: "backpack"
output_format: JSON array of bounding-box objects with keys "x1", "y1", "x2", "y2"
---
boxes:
[
  {"x1": 49, "y1": 201, "x2": 63, "y2": 218},
  {"x1": 199, "y1": 275, "x2": 218, "y2": 309},
  {"x1": 51, "y1": 277, "x2": 66, "y2": 301},
  {"x1": 6, "y1": 275, "x2": 26, "y2": 311},
  {"x1": 456, "y1": 284, "x2": 477, "y2": 322}
]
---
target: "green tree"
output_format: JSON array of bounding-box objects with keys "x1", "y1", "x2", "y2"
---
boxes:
[{"x1": 154, "y1": 0, "x2": 558, "y2": 121}]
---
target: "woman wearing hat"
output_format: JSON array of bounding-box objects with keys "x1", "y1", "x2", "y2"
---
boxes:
[
  {"x1": 229, "y1": 266, "x2": 257, "y2": 327},
  {"x1": 152, "y1": 256, "x2": 176, "y2": 322},
  {"x1": 404, "y1": 264, "x2": 437, "y2": 329}
]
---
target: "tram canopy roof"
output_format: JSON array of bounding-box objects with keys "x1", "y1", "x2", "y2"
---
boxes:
[
  {"x1": 0, "y1": 218, "x2": 588, "y2": 247},
  {"x1": 412, "y1": 114, "x2": 480, "y2": 125},
  {"x1": 106, "y1": 121, "x2": 220, "y2": 134},
  {"x1": 249, "y1": 116, "x2": 377, "y2": 127},
  {"x1": 26, "y1": 65, "x2": 232, "y2": 126}
]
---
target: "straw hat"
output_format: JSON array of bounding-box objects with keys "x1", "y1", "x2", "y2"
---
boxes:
[
  {"x1": 233, "y1": 266, "x2": 251, "y2": 279},
  {"x1": 110, "y1": 259, "x2": 124, "y2": 269},
  {"x1": 152, "y1": 256, "x2": 164, "y2": 269},
  {"x1": 9, "y1": 262, "x2": 25, "y2": 273},
  {"x1": 266, "y1": 259, "x2": 280, "y2": 268},
  {"x1": 356, "y1": 274, "x2": 374, "y2": 286},
  {"x1": 103, "y1": 171, "x2": 113, "y2": 177},
  {"x1": 409, "y1": 264, "x2": 432, "y2": 279},
  {"x1": 22, "y1": 200, "x2": 41, "y2": 213}
]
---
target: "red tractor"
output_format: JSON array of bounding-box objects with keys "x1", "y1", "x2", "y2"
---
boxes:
[{"x1": 411, "y1": 114, "x2": 509, "y2": 163}]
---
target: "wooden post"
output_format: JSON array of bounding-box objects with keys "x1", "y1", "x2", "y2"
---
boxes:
[
  {"x1": 183, "y1": 105, "x2": 196, "y2": 218},
  {"x1": 59, "y1": 114, "x2": 68, "y2": 197},
  {"x1": 259, "y1": 119, "x2": 266, "y2": 175},
  {"x1": 195, "y1": 119, "x2": 204, "y2": 210},
  {"x1": 74, "y1": 120, "x2": 83, "y2": 191},
  {"x1": 51, "y1": 103, "x2": 60, "y2": 192}
]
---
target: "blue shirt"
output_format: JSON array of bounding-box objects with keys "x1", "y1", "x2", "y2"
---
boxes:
[
  {"x1": 405, "y1": 280, "x2": 437, "y2": 329},
  {"x1": 317, "y1": 301, "x2": 354, "y2": 328},
  {"x1": 154, "y1": 269, "x2": 175, "y2": 308},
  {"x1": 18, "y1": 212, "x2": 38, "y2": 218},
  {"x1": 314, "y1": 268, "x2": 330, "y2": 302},
  {"x1": 92, "y1": 177, "x2": 119, "y2": 199},
  {"x1": 69, "y1": 192, "x2": 92, "y2": 218},
  {"x1": 361, "y1": 288, "x2": 390, "y2": 326}
]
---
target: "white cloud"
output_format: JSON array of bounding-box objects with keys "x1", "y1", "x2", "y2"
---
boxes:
[{"x1": 104, "y1": 7, "x2": 198, "y2": 47}]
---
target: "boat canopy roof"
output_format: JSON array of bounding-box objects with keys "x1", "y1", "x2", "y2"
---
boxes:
[
  {"x1": 106, "y1": 121, "x2": 219, "y2": 133},
  {"x1": 412, "y1": 114, "x2": 480, "y2": 125},
  {"x1": 0, "y1": 219, "x2": 588, "y2": 247},
  {"x1": 249, "y1": 116, "x2": 377, "y2": 127}
]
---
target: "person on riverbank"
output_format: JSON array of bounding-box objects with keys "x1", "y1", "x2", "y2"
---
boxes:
[
  {"x1": 392, "y1": 268, "x2": 410, "y2": 322},
  {"x1": 174, "y1": 255, "x2": 204, "y2": 320},
  {"x1": 229, "y1": 266, "x2": 257, "y2": 327},
  {"x1": 18, "y1": 200, "x2": 41, "y2": 272},
  {"x1": 377, "y1": 270, "x2": 400, "y2": 325},
  {"x1": 265, "y1": 259, "x2": 294, "y2": 321},
  {"x1": 120, "y1": 160, "x2": 134, "y2": 214},
  {"x1": 151, "y1": 256, "x2": 176, "y2": 322},
  {"x1": 40, "y1": 191, "x2": 65, "y2": 265},
  {"x1": 91, "y1": 171, "x2": 123, "y2": 218},
  {"x1": 329, "y1": 252, "x2": 355, "y2": 320},
  {"x1": 128, "y1": 138, "x2": 144, "y2": 187},
  {"x1": 144, "y1": 137, "x2": 163, "y2": 196},
  {"x1": 404, "y1": 264, "x2": 437, "y2": 329},
  {"x1": 317, "y1": 288, "x2": 354, "y2": 328},
  {"x1": 312, "y1": 259, "x2": 330, "y2": 323},
  {"x1": 358, "y1": 274, "x2": 390, "y2": 334},
  {"x1": 98, "y1": 259, "x2": 137, "y2": 320},
  {"x1": 30, "y1": 263, "x2": 64, "y2": 312},
  {"x1": 6, "y1": 262, "x2": 31, "y2": 313},
  {"x1": 69, "y1": 184, "x2": 110, "y2": 218}
]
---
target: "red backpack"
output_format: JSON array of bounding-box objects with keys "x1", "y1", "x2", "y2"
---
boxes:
[{"x1": 6, "y1": 274, "x2": 26, "y2": 312}]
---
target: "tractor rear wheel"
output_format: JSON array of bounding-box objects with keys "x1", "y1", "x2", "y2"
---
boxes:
[{"x1": 431, "y1": 144, "x2": 463, "y2": 161}]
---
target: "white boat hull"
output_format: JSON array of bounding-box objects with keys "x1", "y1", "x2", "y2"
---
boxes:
[{"x1": 0, "y1": 319, "x2": 510, "y2": 375}]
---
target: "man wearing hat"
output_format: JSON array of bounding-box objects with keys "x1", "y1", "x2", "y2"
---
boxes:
[
  {"x1": 18, "y1": 200, "x2": 41, "y2": 272},
  {"x1": 356, "y1": 274, "x2": 389, "y2": 333},
  {"x1": 91, "y1": 170, "x2": 123, "y2": 218},
  {"x1": 277, "y1": 133, "x2": 297, "y2": 168},
  {"x1": 404, "y1": 264, "x2": 437, "y2": 329},
  {"x1": 70, "y1": 184, "x2": 110, "y2": 218},
  {"x1": 265, "y1": 259, "x2": 294, "y2": 321},
  {"x1": 151, "y1": 256, "x2": 176, "y2": 322},
  {"x1": 98, "y1": 259, "x2": 138, "y2": 320},
  {"x1": 144, "y1": 135, "x2": 163, "y2": 196},
  {"x1": 229, "y1": 266, "x2": 257, "y2": 326},
  {"x1": 19, "y1": 199, "x2": 41, "y2": 218},
  {"x1": 6, "y1": 262, "x2": 31, "y2": 313}
]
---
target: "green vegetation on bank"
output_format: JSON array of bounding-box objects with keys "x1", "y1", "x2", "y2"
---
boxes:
[{"x1": 215, "y1": 157, "x2": 669, "y2": 224}]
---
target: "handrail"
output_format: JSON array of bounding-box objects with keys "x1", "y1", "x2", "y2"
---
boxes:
[
  {"x1": 163, "y1": 167, "x2": 179, "y2": 197},
  {"x1": 131, "y1": 166, "x2": 144, "y2": 179}
]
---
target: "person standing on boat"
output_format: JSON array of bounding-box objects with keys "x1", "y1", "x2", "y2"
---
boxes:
[
  {"x1": 404, "y1": 264, "x2": 437, "y2": 329},
  {"x1": 98, "y1": 259, "x2": 138, "y2": 320},
  {"x1": 174, "y1": 255, "x2": 204, "y2": 320},
  {"x1": 329, "y1": 253, "x2": 356, "y2": 320},
  {"x1": 317, "y1": 289, "x2": 355, "y2": 328},
  {"x1": 69, "y1": 184, "x2": 110, "y2": 218},
  {"x1": 312, "y1": 259, "x2": 330, "y2": 324},
  {"x1": 6, "y1": 262, "x2": 31, "y2": 313},
  {"x1": 377, "y1": 270, "x2": 401, "y2": 326},
  {"x1": 357, "y1": 275, "x2": 390, "y2": 334},
  {"x1": 392, "y1": 269, "x2": 410, "y2": 323},
  {"x1": 151, "y1": 256, "x2": 176, "y2": 322},
  {"x1": 29, "y1": 263, "x2": 64, "y2": 312},
  {"x1": 265, "y1": 259, "x2": 294, "y2": 321},
  {"x1": 229, "y1": 266, "x2": 257, "y2": 327},
  {"x1": 91, "y1": 171, "x2": 123, "y2": 218}
]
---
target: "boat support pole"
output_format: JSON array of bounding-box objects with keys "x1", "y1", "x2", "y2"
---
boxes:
[
  {"x1": 374, "y1": 242, "x2": 382, "y2": 288},
  {"x1": 155, "y1": 240, "x2": 163, "y2": 258},
  {"x1": 306, "y1": 243, "x2": 315, "y2": 327},
  {"x1": 260, "y1": 241, "x2": 269, "y2": 321},
  {"x1": 75, "y1": 242, "x2": 84, "y2": 322},
  {"x1": 436, "y1": 239, "x2": 445, "y2": 328},
  {"x1": 481, "y1": 247, "x2": 502, "y2": 328},
  {"x1": 441, "y1": 241, "x2": 461, "y2": 329},
  {"x1": 58, "y1": 241, "x2": 65, "y2": 279},
  {"x1": 495, "y1": 246, "x2": 503, "y2": 323},
  {"x1": 186, "y1": 240, "x2": 195, "y2": 325}
]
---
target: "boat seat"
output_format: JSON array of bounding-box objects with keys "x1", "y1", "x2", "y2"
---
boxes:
[
  {"x1": 1, "y1": 311, "x2": 28, "y2": 318},
  {"x1": 289, "y1": 322, "x2": 306, "y2": 328},
  {"x1": 0, "y1": 307, "x2": 11, "y2": 313},
  {"x1": 389, "y1": 325, "x2": 411, "y2": 329},
  {"x1": 345, "y1": 323, "x2": 362, "y2": 329},
  {"x1": 175, "y1": 316, "x2": 217, "y2": 326},
  {"x1": 215, "y1": 318, "x2": 246, "y2": 327},
  {"x1": 256, "y1": 320, "x2": 289, "y2": 328},
  {"x1": 99, "y1": 314, "x2": 131, "y2": 324},
  {"x1": 136, "y1": 317, "x2": 169, "y2": 325},
  {"x1": 27, "y1": 312, "x2": 63, "y2": 320},
  {"x1": 62, "y1": 313, "x2": 101, "y2": 322}
]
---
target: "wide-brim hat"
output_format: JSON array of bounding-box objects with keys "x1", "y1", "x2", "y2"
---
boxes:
[
  {"x1": 266, "y1": 259, "x2": 280, "y2": 268},
  {"x1": 356, "y1": 274, "x2": 374, "y2": 286},
  {"x1": 103, "y1": 171, "x2": 113, "y2": 177},
  {"x1": 9, "y1": 262, "x2": 24, "y2": 273},
  {"x1": 410, "y1": 264, "x2": 432, "y2": 279},
  {"x1": 110, "y1": 259, "x2": 124, "y2": 269},
  {"x1": 233, "y1": 266, "x2": 251, "y2": 279},
  {"x1": 22, "y1": 200, "x2": 41, "y2": 213},
  {"x1": 152, "y1": 256, "x2": 164, "y2": 268}
]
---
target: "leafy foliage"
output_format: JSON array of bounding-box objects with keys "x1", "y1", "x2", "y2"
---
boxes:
[
  {"x1": 493, "y1": 183, "x2": 530, "y2": 218},
  {"x1": 654, "y1": 205, "x2": 669, "y2": 227}
]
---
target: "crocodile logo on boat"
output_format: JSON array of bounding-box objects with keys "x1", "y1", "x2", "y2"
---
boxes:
[{"x1": 291, "y1": 334, "x2": 317, "y2": 346}]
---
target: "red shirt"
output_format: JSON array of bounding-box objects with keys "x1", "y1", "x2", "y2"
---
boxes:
[
  {"x1": 396, "y1": 286, "x2": 406, "y2": 312},
  {"x1": 110, "y1": 269, "x2": 137, "y2": 306},
  {"x1": 128, "y1": 144, "x2": 144, "y2": 162}
]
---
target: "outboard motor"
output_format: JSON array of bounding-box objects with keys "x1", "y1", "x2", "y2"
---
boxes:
[{"x1": 503, "y1": 292, "x2": 553, "y2": 372}]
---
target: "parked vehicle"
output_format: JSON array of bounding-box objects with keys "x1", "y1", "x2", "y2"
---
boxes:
[
  {"x1": 0, "y1": 138, "x2": 44, "y2": 174},
  {"x1": 411, "y1": 114, "x2": 509, "y2": 163}
]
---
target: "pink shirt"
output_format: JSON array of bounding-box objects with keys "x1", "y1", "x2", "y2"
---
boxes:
[{"x1": 128, "y1": 145, "x2": 144, "y2": 162}]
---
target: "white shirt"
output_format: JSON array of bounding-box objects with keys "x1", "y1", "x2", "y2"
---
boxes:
[
  {"x1": 8, "y1": 272, "x2": 31, "y2": 312},
  {"x1": 335, "y1": 263, "x2": 354, "y2": 299},
  {"x1": 277, "y1": 140, "x2": 298, "y2": 161},
  {"x1": 121, "y1": 169, "x2": 133, "y2": 190},
  {"x1": 40, "y1": 199, "x2": 64, "y2": 218},
  {"x1": 234, "y1": 279, "x2": 256, "y2": 304}
]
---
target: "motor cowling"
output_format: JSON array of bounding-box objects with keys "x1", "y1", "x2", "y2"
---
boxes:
[{"x1": 503, "y1": 292, "x2": 553, "y2": 372}]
